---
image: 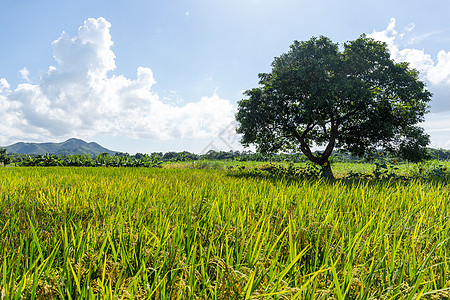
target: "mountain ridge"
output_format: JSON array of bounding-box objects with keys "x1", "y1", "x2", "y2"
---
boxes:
[{"x1": 3, "y1": 138, "x2": 118, "y2": 156}]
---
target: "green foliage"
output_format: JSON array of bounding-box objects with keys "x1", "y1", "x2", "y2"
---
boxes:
[
  {"x1": 228, "y1": 162, "x2": 330, "y2": 180},
  {"x1": 428, "y1": 148, "x2": 450, "y2": 160},
  {"x1": 236, "y1": 35, "x2": 432, "y2": 179},
  {"x1": 228, "y1": 158, "x2": 450, "y2": 184},
  {"x1": 0, "y1": 148, "x2": 11, "y2": 166},
  {"x1": 8, "y1": 147, "x2": 448, "y2": 168},
  {"x1": 17, "y1": 153, "x2": 163, "y2": 167}
]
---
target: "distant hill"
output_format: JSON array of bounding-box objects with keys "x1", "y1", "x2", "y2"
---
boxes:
[{"x1": 4, "y1": 138, "x2": 118, "y2": 156}]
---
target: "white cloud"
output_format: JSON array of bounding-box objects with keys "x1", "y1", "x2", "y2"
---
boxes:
[
  {"x1": 368, "y1": 18, "x2": 450, "y2": 112},
  {"x1": 369, "y1": 18, "x2": 450, "y2": 148},
  {"x1": 405, "y1": 23, "x2": 415, "y2": 33},
  {"x1": 427, "y1": 50, "x2": 450, "y2": 85},
  {"x1": 1, "y1": 17, "x2": 235, "y2": 145},
  {"x1": 19, "y1": 67, "x2": 30, "y2": 82},
  {"x1": 0, "y1": 78, "x2": 10, "y2": 91}
]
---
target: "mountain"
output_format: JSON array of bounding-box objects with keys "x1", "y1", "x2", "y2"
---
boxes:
[{"x1": 4, "y1": 138, "x2": 118, "y2": 156}]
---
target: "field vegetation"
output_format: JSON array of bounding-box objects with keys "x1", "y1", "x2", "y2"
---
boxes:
[{"x1": 1, "y1": 160, "x2": 450, "y2": 299}]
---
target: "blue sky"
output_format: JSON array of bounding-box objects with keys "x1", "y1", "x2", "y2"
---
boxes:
[{"x1": 1, "y1": 0, "x2": 450, "y2": 154}]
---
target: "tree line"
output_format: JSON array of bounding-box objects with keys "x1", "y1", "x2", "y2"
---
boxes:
[{"x1": 1, "y1": 147, "x2": 450, "y2": 167}]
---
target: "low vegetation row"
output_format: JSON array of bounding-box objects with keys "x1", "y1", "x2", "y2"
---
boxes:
[
  {"x1": 1, "y1": 152, "x2": 163, "y2": 168},
  {"x1": 2, "y1": 147, "x2": 450, "y2": 167}
]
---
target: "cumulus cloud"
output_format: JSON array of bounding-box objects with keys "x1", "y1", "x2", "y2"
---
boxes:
[
  {"x1": 0, "y1": 17, "x2": 235, "y2": 145},
  {"x1": 0, "y1": 78, "x2": 10, "y2": 91},
  {"x1": 19, "y1": 67, "x2": 30, "y2": 82},
  {"x1": 368, "y1": 18, "x2": 450, "y2": 112},
  {"x1": 368, "y1": 18, "x2": 450, "y2": 148}
]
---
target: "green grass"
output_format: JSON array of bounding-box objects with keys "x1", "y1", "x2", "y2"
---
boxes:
[{"x1": 1, "y1": 166, "x2": 450, "y2": 299}]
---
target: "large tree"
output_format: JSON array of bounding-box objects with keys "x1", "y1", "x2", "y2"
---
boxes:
[{"x1": 236, "y1": 35, "x2": 432, "y2": 179}]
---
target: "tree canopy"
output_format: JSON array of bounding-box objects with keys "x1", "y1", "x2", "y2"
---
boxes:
[{"x1": 236, "y1": 35, "x2": 432, "y2": 178}]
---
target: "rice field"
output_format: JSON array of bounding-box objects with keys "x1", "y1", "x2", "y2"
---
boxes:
[{"x1": 1, "y1": 165, "x2": 450, "y2": 299}]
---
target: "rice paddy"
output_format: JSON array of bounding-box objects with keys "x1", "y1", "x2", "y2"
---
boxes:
[{"x1": 1, "y1": 165, "x2": 450, "y2": 299}]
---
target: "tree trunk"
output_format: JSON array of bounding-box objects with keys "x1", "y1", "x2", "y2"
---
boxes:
[
  {"x1": 322, "y1": 159, "x2": 334, "y2": 180},
  {"x1": 320, "y1": 123, "x2": 337, "y2": 180},
  {"x1": 292, "y1": 127, "x2": 336, "y2": 179}
]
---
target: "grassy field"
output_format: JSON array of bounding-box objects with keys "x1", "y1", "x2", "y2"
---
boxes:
[{"x1": 1, "y1": 164, "x2": 450, "y2": 299}]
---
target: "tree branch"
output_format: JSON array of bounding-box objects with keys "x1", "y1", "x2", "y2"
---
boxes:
[
  {"x1": 322, "y1": 115, "x2": 338, "y2": 158},
  {"x1": 321, "y1": 124, "x2": 330, "y2": 139},
  {"x1": 301, "y1": 121, "x2": 315, "y2": 138},
  {"x1": 292, "y1": 127, "x2": 319, "y2": 163}
]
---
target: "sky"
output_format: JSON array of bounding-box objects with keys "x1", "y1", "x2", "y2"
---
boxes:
[{"x1": 1, "y1": 0, "x2": 450, "y2": 154}]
